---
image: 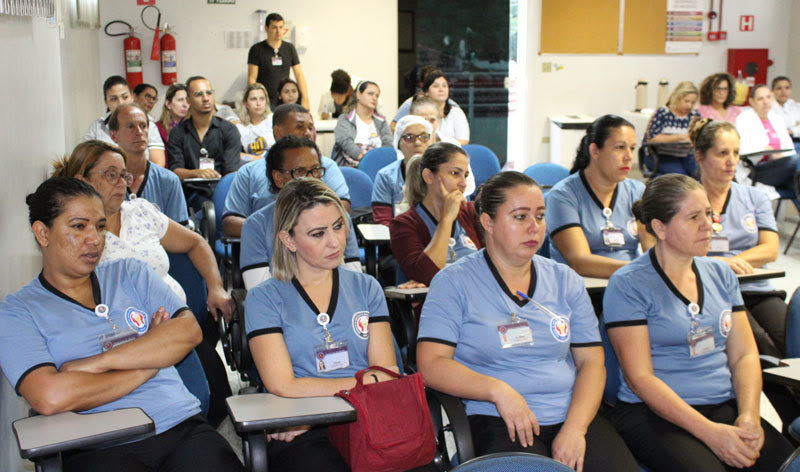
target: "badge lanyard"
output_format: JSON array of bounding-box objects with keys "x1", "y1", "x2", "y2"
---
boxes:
[
  {"x1": 95, "y1": 304, "x2": 116, "y2": 331},
  {"x1": 710, "y1": 212, "x2": 730, "y2": 253},
  {"x1": 686, "y1": 302, "x2": 714, "y2": 357},
  {"x1": 601, "y1": 207, "x2": 625, "y2": 248},
  {"x1": 314, "y1": 313, "x2": 350, "y2": 373}
]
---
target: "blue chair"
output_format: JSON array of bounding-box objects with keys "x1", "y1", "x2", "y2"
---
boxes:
[
  {"x1": 600, "y1": 319, "x2": 621, "y2": 406},
  {"x1": 524, "y1": 162, "x2": 569, "y2": 194},
  {"x1": 210, "y1": 172, "x2": 237, "y2": 258},
  {"x1": 175, "y1": 350, "x2": 211, "y2": 416},
  {"x1": 357, "y1": 147, "x2": 397, "y2": 181},
  {"x1": 340, "y1": 166, "x2": 374, "y2": 209},
  {"x1": 780, "y1": 447, "x2": 800, "y2": 472},
  {"x1": 167, "y1": 252, "x2": 208, "y2": 326},
  {"x1": 463, "y1": 144, "x2": 501, "y2": 198},
  {"x1": 451, "y1": 452, "x2": 573, "y2": 471},
  {"x1": 786, "y1": 287, "x2": 800, "y2": 358}
]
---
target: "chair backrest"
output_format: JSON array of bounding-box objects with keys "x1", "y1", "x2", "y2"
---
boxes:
[
  {"x1": 524, "y1": 163, "x2": 569, "y2": 189},
  {"x1": 358, "y1": 147, "x2": 397, "y2": 181},
  {"x1": 213, "y1": 172, "x2": 238, "y2": 240},
  {"x1": 463, "y1": 144, "x2": 501, "y2": 198},
  {"x1": 167, "y1": 252, "x2": 208, "y2": 326},
  {"x1": 340, "y1": 167, "x2": 374, "y2": 209},
  {"x1": 537, "y1": 235, "x2": 551, "y2": 259},
  {"x1": 786, "y1": 287, "x2": 800, "y2": 358},
  {"x1": 175, "y1": 350, "x2": 211, "y2": 416},
  {"x1": 451, "y1": 452, "x2": 573, "y2": 471},
  {"x1": 600, "y1": 319, "x2": 621, "y2": 406}
]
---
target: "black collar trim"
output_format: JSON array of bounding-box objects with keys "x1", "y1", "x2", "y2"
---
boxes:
[
  {"x1": 648, "y1": 249, "x2": 704, "y2": 312},
  {"x1": 419, "y1": 203, "x2": 457, "y2": 238},
  {"x1": 483, "y1": 250, "x2": 536, "y2": 308},
  {"x1": 135, "y1": 160, "x2": 151, "y2": 198},
  {"x1": 38, "y1": 271, "x2": 102, "y2": 311},
  {"x1": 291, "y1": 268, "x2": 340, "y2": 320},
  {"x1": 719, "y1": 186, "x2": 732, "y2": 215},
  {"x1": 579, "y1": 170, "x2": 618, "y2": 212}
]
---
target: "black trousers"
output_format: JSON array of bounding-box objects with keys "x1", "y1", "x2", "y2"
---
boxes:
[
  {"x1": 266, "y1": 426, "x2": 349, "y2": 472},
  {"x1": 743, "y1": 290, "x2": 788, "y2": 359},
  {"x1": 62, "y1": 414, "x2": 244, "y2": 472},
  {"x1": 611, "y1": 400, "x2": 793, "y2": 472},
  {"x1": 468, "y1": 413, "x2": 639, "y2": 472}
]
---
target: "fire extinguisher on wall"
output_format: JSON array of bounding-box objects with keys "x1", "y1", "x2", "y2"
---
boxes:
[
  {"x1": 105, "y1": 21, "x2": 143, "y2": 89},
  {"x1": 160, "y1": 26, "x2": 178, "y2": 86}
]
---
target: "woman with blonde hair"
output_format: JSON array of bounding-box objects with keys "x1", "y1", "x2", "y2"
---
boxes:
[
  {"x1": 237, "y1": 82, "x2": 273, "y2": 160},
  {"x1": 245, "y1": 178, "x2": 398, "y2": 471},
  {"x1": 642, "y1": 81, "x2": 701, "y2": 176}
]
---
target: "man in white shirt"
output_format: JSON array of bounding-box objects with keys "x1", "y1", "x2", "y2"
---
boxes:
[{"x1": 771, "y1": 76, "x2": 800, "y2": 155}]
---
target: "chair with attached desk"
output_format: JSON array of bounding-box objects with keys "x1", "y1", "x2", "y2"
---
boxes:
[
  {"x1": 524, "y1": 163, "x2": 569, "y2": 196},
  {"x1": 639, "y1": 141, "x2": 695, "y2": 178},
  {"x1": 200, "y1": 172, "x2": 243, "y2": 290},
  {"x1": 12, "y1": 349, "x2": 210, "y2": 472}
]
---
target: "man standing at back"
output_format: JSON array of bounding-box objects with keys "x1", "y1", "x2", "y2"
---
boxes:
[{"x1": 247, "y1": 12, "x2": 310, "y2": 110}]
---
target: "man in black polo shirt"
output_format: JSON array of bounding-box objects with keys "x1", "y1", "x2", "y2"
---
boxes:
[
  {"x1": 247, "y1": 12, "x2": 310, "y2": 110},
  {"x1": 168, "y1": 75, "x2": 241, "y2": 209}
]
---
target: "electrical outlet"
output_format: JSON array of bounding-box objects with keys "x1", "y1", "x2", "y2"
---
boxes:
[
  {"x1": 542, "y1": 62, "x2": 552, "y2": 73},
  {"x1": 542, "y1": 137, "x2": 551, "y2": 143}
]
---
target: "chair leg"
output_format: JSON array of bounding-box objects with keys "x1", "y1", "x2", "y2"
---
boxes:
[
  {"x1": 244, "y1": 432, "x2": 268, "y2": 472},
  {"x1": 34, "y1": 454, "x2": 62, "y2": 472},
  {"x1": 776, "y1": 199, "x2": 784, "y2": 218},
  {"x1": 785, "y1": 220, "x2": 800, "y2": 255}
]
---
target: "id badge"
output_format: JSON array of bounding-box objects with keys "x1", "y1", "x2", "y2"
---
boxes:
[
  {"x1": 688, "y1": 326, "x2": 714, "y2": 357},
  {"x1": 314, "y1": 341, "x2": 350, "y2": 373},
  {"x1": 602, "y1": 228, "x2": 625, "y2": 247},
  {"x1": 497, "y1": 321, "x2": 534, "y2": 349},
  {"x1": 710, "y1": 235, "x2": 730, "y2": 253},
  {"x1": 272, "y1": 56, "x2": 283, "y2": 66},
  {"x1": 99, "y1": 329, "x2": 139, "y2": 352},
  {"x1": 199, "y1": 157, "x2": 214, "y2": 170}
]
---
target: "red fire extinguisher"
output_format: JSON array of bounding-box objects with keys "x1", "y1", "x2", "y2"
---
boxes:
[
  {"x1": 160, "y1": 27, "x2": 178, "y2": 86},
  {"x1": 105, "y1": 21, "x2": 143, "y2": 89}
]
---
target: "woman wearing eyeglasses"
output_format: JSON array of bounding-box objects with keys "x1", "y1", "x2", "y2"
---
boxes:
[
  {"x1": 371, "y1": 115, "x2": 434, "y2": 226},
  {"x1": 53, "y1": 140, "x2": 233, "y2": 321},
  {"x1": 389, "y1": 143, "x2": 482, "y2": 286}
]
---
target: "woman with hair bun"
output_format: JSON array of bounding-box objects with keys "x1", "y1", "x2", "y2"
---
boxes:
[
  {"x1": 604, "y1": 173, "x2": 793, "y2": 471},
  {"x1": 546, "y1": 115, "x2": 650, "y2": 279}
]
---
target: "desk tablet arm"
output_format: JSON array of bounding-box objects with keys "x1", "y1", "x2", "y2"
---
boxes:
[
  {"x1": 225, "y1": 394, "x2": 356, "y2": 472},
  {"x1": 13, "y1": 408, "x2": 155, "y2": 472}
]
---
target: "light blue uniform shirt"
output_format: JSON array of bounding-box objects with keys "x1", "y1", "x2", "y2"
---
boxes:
[
  {"x1": 371, "y1": 159, "x2": 405, "y2": 210},
  {"x1": 418, "y1": 250, "x2": 601, "y2": 425},
  {"x1": 416, "y1": 203, "x2": 478, "y2": 261},
  {"x1": 0, "y1": 259, "x2": 200, "y2": 434},
  {"x1": 240, "y1": 201, "x2": 360, "y2": 273},
  {"x1": 222, "y1": 157, "x2": 350, "y2": 219},
  {"x1": 707, "y1": 182, "x2": 777, "y2": 291},
  {"x1": 129, "y1": 160, "x2": 189, "y2": 224},
  {"x1": 245, "y1": 267, "x2": 391, "y2": 379},
  {"x1": 603, "y1": 250, "x2": 744, "y2": 405},
  {"x1": 546, "y1": 171, "x2": 644, "y2": 263}
]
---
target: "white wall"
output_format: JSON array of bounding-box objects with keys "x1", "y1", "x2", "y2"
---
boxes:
[
  {"x1": 97, "y1": 0, "x2": 398, "y2": 118},
  {"x1": 0, "y1": 4, "x2": 100, "y2": 469},
  {"x1": 520, "y1": 0, "x2": 793, "y2": 168}
]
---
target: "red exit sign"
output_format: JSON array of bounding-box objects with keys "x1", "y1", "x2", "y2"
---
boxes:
[{"x1": 740, "y1": 15, "x2": 754, "y2": 32}]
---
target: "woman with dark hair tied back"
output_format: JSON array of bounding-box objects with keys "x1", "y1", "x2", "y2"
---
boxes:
[
  {"x1": 604, "y1": 174, "x2": 793, "y2": 471},
  {"x1": 691, "y1": 118, "x2": 800, "y2": 432},
  {"x1": 418, "y1": 171, "x2": 638, "y2": 470},
  {"x1": 546, "y1": 115, "x2": 651, "y2": 282},
  {"x1": 389, "y1": 142, "x2": 483, "y2": 286},
  {"x1": 422, "y1": 71, "x2": 470, "y2": 145},
  {"x1": 0, "y1": 177, "x2": 244, "y2": 472}
]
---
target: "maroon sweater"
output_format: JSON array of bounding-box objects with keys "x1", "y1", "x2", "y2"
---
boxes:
[{"x1": 389, "y1": 201, "x2": 483, "y2": 286}]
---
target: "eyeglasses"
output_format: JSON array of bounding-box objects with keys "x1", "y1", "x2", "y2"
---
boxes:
[
  {"x1": 192, "y1": 90, "x2": 214, "y2": 98},
  {"x1": 277, "y1": 166, "x2": 326, "y2": 179},
  {"x1": 713, "y1": 87, "x2": 729, "y2": 92},
  {"x1": 95, "y1": 168, "x2": 134, "y2": 186},
  {"x1": 400, "y1": 132, "x2": 431, "y2": 144},
  {"x1": 142, "y1": 93, "x2": 158, "y2": 102}
]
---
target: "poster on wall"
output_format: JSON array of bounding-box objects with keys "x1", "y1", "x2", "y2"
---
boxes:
[
  {"x1": 665, "y1": 0, "x2": 703, "y2": 54},
  {"x1": 208, "y1": 0, "x2": 235, "y2": 3}
]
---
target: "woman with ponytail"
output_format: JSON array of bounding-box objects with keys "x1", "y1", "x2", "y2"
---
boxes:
[{"x1": 546, "y1": 115, "x2": 651, "y2": 279}]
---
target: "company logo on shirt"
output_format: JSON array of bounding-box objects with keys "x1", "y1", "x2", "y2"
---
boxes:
[
  {"x1": 550, "y1": 317, "x2": 570, "y2": 342},
  {"x1": 626, "y1": 218, "x2": 638, "y2": 238},
  {"x1": 461, "y1": 234, "x2": 477, "y2": 250},
  {"x1": 719, "y1": 309, "x2": 732, "y2": 337},
  {"x1": 741, "y1": 213, "x2": 757, "y2": 234},
  {"x1": 125, "y1": 307, "x2": 149, "y2": 334},
  {"x1": 352, "y1": 311, "x2": 369, "y2": 339}
]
